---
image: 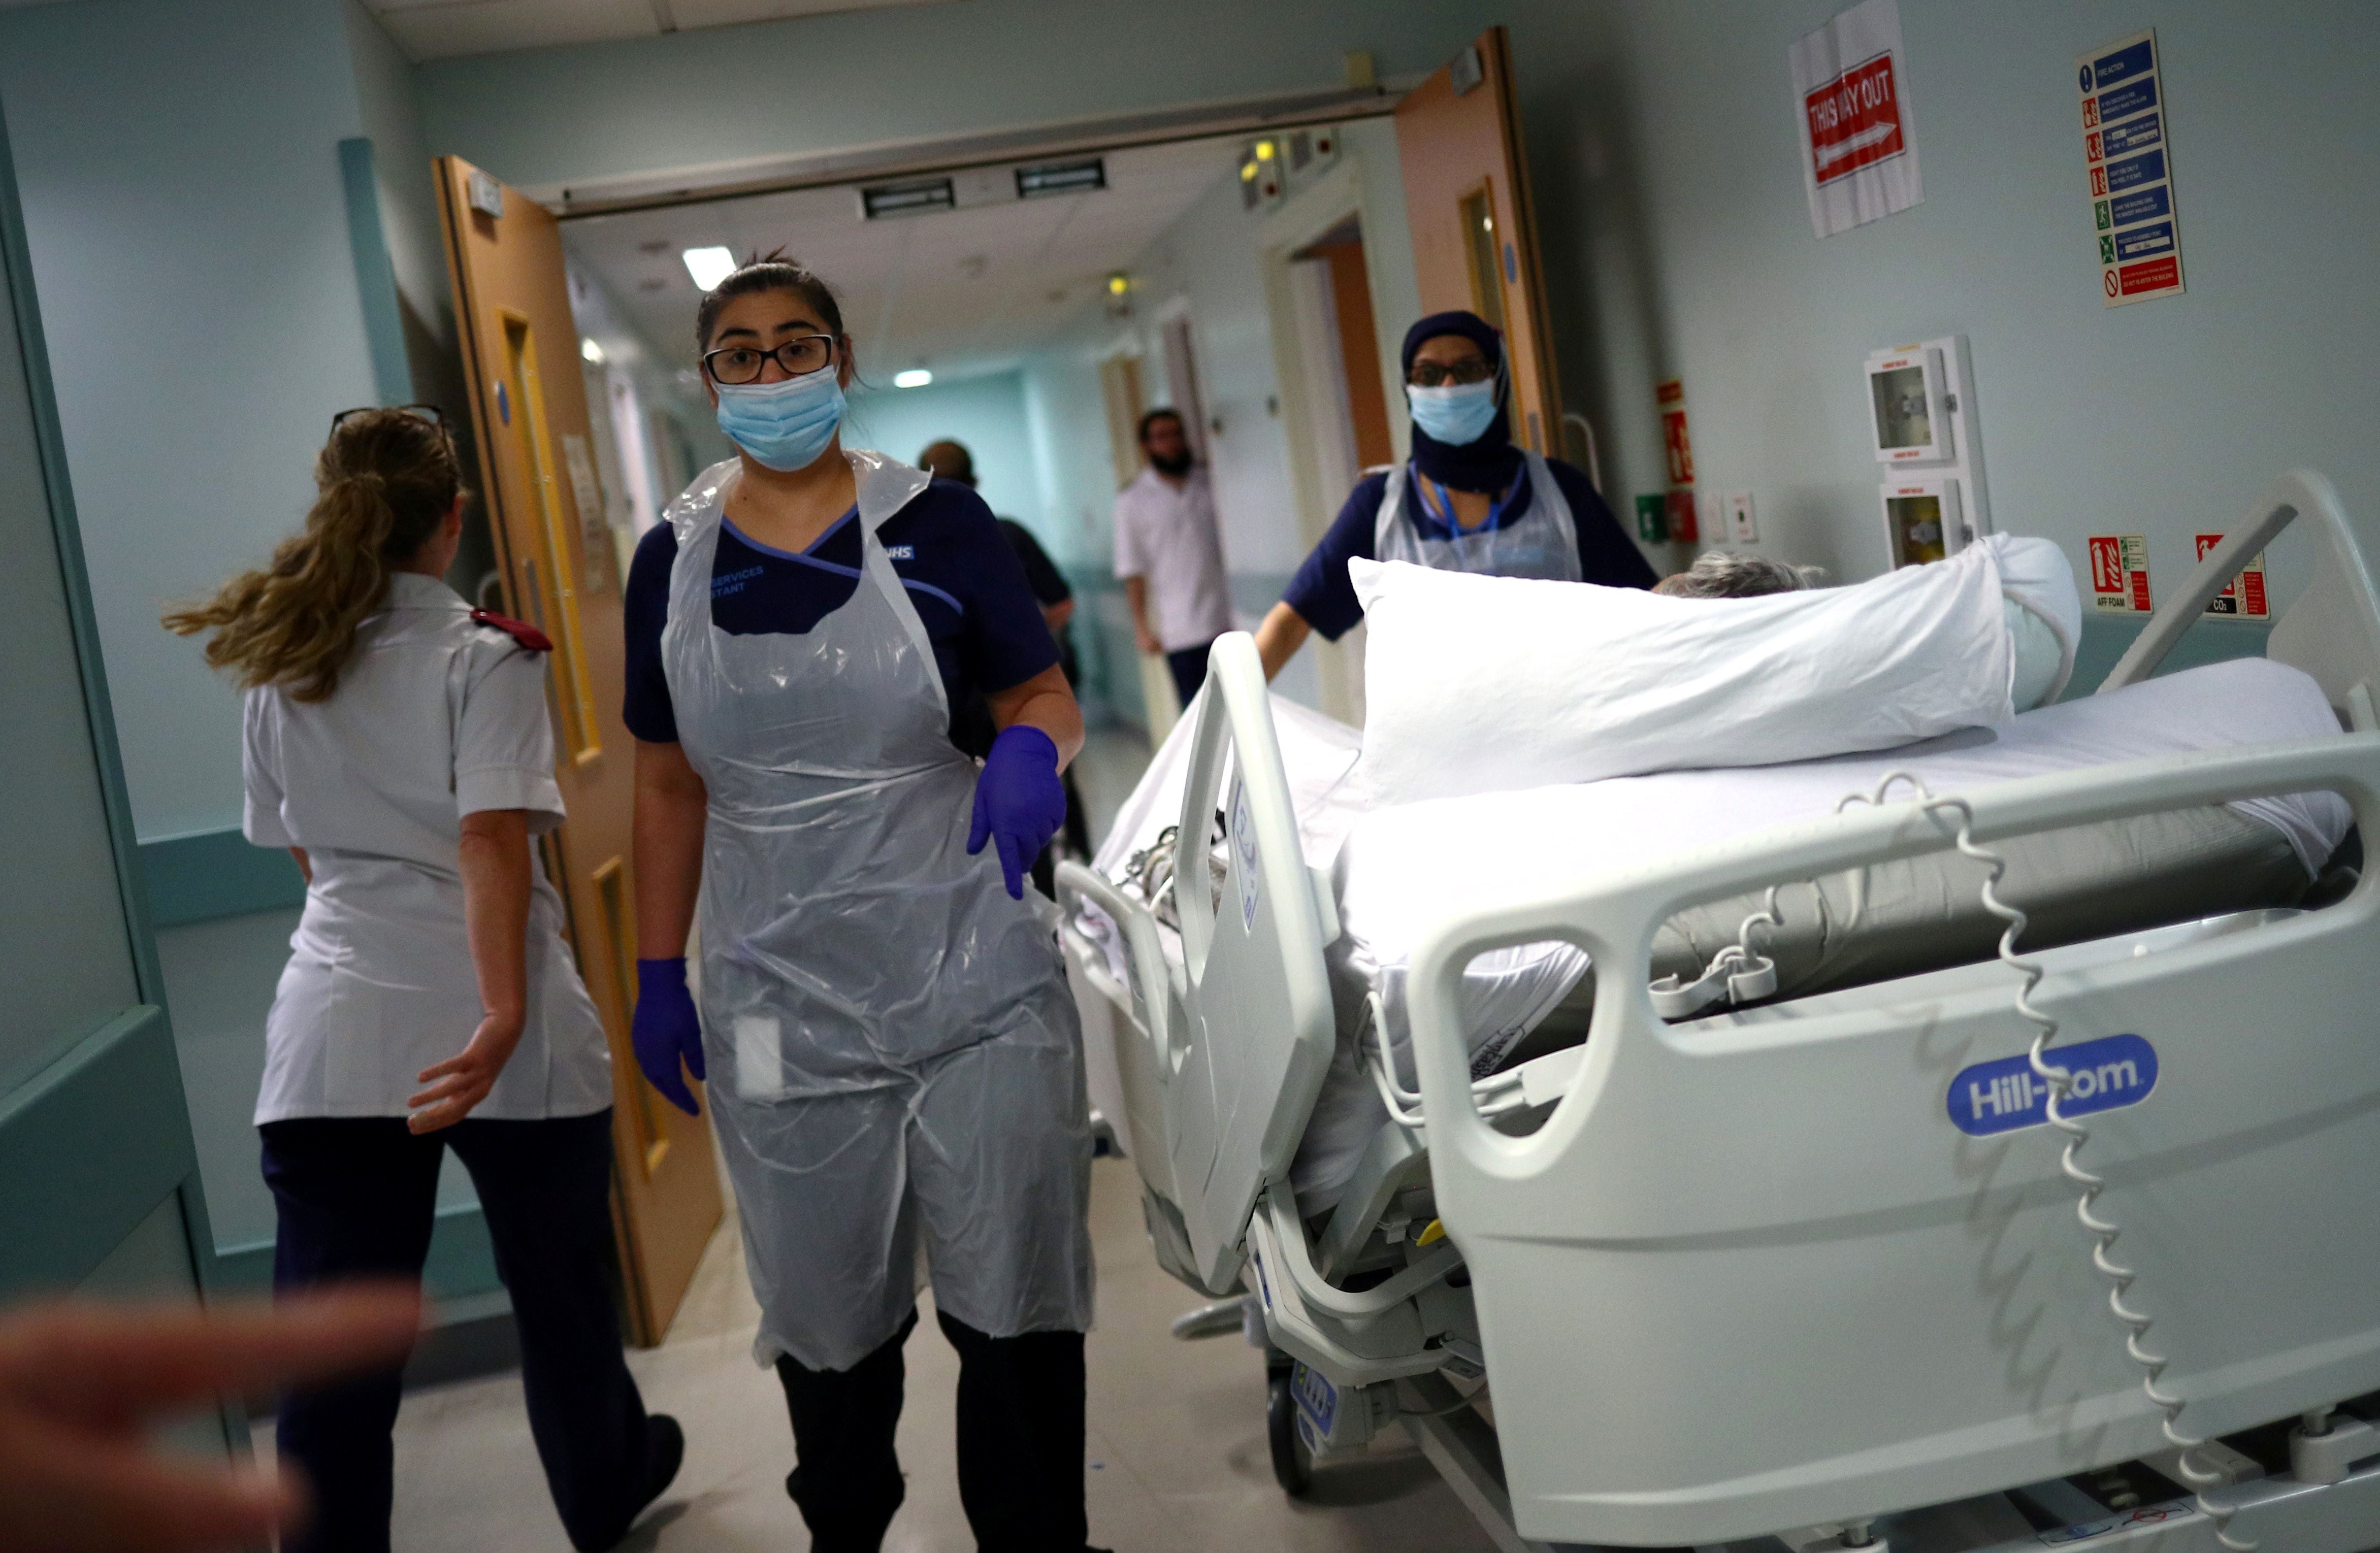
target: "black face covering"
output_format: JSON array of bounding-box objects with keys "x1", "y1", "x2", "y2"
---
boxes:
[
  {"x1": 1403, "y1": 310, "x2": 1520, "y2": 494},
  {"x1": 1149, "y1": 450, "x2": 1194, "y2": 477}
]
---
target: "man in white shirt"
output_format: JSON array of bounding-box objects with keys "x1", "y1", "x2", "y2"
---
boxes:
[{"x1": 1112, "y1": 408, "x2": 1232, "y2": 706}]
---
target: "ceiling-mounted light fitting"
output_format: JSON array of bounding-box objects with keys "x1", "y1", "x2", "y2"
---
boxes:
[
  {"x1": 894, "y1": 369, "x2": 933, "y2": 389},
  {"x1": 1016, "y1": 157, "x2": 1105, "y2": 199},
  {"x1": 1238, "y1": 141, "x2": 1283, "y2": 211},
  {"x1": 681, "y1": 246, "x2": 736, "y2": 290},
  {"x1": 861, "y1": 178, "x2": 955, "y2": 219},
  {"x1": 580, "y1": 338, "x2": 605, "y2": 363},
  {"x1": 1106, "y1": 273, "x2": 1130, "y2": 297}
]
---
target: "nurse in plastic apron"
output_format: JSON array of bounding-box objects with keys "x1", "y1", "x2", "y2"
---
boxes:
[
  {"x1": 164, "y1": 407, "x2": 679, "y2": 1553},
  {"x1": 621, "y1": 254, "x2": 1100, "y2": 1553},
  {"x1": 1252, "y1": 309, "x2": 1657, "y2": 678}
]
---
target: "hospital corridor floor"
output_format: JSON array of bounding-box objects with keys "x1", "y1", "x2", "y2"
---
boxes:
[
  {"x1": 272, "y1": 727, "x2": 1499, "y2": 1550},
  {"x1": 302, "y1": 1155, "x2": 1499, "y2": 1552}
]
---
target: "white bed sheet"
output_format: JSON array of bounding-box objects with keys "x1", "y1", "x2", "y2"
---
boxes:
[
  {"x1": 1074, "y1": 663, "x2": 2352, "y2": 1211},
  {"x1": 1291, "y1": 657, "x2": 2350, "y2": 1207}
]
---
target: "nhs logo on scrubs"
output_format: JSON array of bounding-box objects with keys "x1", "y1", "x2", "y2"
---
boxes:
[{"x1": 1946, "y1": 1034, "x2": 2158, "y2": 1136}]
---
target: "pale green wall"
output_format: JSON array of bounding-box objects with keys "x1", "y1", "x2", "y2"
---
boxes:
[
  {"x1": 1513, "y1": 0, "x2": 2380, "y2": 599},
  {"x1": 1010, "y1": 116, "x2": 1427, "y2": 718},
  {"x1": 413, "y1": 0, "x2": 1479, "y2": 193},
  {"x1": 419, "y1": 0, "x2": 2380, "y2": 614}
]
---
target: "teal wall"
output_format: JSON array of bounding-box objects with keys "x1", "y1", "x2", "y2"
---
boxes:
[
  {"x1": 0, "y1": 0, "x2": 386, "y2": 842},
  {"x1": 345, "y1": 0, "x2": 454, "y2": 404},
  {"x1": 0, "y1": 0, "x2": 497, "y2": 1295},
  {"x1": 845, "y1": 369, "x2": 1042, "y2": 528}
]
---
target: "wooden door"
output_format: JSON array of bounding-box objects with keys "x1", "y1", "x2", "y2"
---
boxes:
[
  {"x1": 1395, "y1": 26, "x2": 1565, "y2": 456},
  {"x1": 434, "y1": 156, "x2": 721, "y2": 1346}
]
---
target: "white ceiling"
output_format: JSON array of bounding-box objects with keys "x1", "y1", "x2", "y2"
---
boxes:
[
  {"x1": 362, "y1": 0, "x2": 956, "y2": 63},
  {"x1": 563, "y1": 135, "x2": 1239, "y2": 383}
]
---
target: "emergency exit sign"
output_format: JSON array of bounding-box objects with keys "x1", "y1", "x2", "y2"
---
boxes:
[
  {"x1": 2079, "y1": 30, "x2": 2185, "y2": 306},
  {"x1": 1807, "y1": 54, "x2": 1904, "y2": 186}
]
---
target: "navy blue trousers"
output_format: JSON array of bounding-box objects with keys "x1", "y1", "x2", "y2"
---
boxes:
[
  {"x1": 1166, "y1": 643, "x2": 1214, "y2": 708},
  {"x1": 261, "y1": 1111, "x2": 656, "y2": 1553}
]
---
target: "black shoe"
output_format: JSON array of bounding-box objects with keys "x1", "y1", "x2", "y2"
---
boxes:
[{"x1": 575, "y1": 1414, "x2": 684, "y2": 1551}]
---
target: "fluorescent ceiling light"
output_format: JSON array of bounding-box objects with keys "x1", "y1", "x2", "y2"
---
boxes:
[
  {"x1": 681, "y1": 246, "x2": 736, "y2": 290},
  {"x1": 580, "y1": 337, "x2": 605, "y2": 362},
  {"x1": 861, "y1": 179, "x2": 955, "y2": 219},
  {"x1": 894, "y1": 369, "x2": 934, "y2": 389},
  {"x1": 1016, "y1": 157, "x2": 1105, "y2": 199}
]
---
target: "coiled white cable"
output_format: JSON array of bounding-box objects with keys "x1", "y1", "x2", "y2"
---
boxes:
[
  {"x1": 1838, "y1": 772, "x2": 2250, "y2": 1550},
  {"x1": 1364, "y1": 992, "x2": 1536, "y2": 1128}
]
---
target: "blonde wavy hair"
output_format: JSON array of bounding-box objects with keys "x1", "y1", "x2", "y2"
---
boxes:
[{"x1": 164, "y1": 408, "x2": 464, "y2": 702}]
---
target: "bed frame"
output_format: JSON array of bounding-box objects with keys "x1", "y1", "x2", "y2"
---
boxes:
[{"x1": 1059, "y1": 470, "x2": 2380, "y2": 1552}]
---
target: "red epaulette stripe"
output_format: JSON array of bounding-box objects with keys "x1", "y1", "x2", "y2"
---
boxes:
[{"x1": 470, "y1": 608, "x2": 553, "y2": 652}]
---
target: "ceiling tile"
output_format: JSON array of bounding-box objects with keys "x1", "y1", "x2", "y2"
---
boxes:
[{"x1": 565, "y1": 135, "x2": 1240, "y2": 379}]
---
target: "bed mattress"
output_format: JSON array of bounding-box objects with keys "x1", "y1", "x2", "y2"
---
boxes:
[{"x1": 1078, "y1": 659, "x2": 2353, "y2": 1211}]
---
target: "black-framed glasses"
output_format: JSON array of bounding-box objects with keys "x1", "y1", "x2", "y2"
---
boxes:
[
  {"x1": 333, "y1": 403, "x2": 444, "y2": 431},
  {"x1": 1408, "y1": 359, "x2": 1495, "y2": 389},
  {"x1": 703, "y1": 335, "x2": 838, "y2": 386}
]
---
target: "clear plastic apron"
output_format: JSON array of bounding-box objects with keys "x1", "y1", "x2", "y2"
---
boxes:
[
  {"x1": 1373, "y1": 449, "x2": 1584, "y2": 581},
  {"x1": 661, "y1": 450, "x2": 1093, "y2": 1371}
]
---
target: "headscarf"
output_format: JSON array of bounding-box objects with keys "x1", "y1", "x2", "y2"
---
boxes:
[{"x1": 1401, "y1": 310, "x2": 1521, "y2": 492}]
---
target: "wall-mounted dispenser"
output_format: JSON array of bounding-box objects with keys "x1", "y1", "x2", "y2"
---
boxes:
[{"x1": 1866, "y1": 336, "x2": 1988, "y2": 566}]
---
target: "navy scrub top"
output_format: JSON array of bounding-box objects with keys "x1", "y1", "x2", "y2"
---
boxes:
[
  {"x1": 623, "y1": 477, "x2": 1060, "y2": 759},
  {"x1": 1281, "y1": 455, "x2": 1657, "y2": 640}
]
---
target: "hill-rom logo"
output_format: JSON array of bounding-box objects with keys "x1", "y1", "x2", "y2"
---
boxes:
[{"x1": 1946, "y1": 1034, "x2": 2158, "y2": 1137}]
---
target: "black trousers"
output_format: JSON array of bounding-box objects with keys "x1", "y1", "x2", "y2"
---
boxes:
[
  {"x1": 1165, "y1": 642, "x2": 1215, "y2": 709},
  {"x1": 775, "y1": 1306, "x2": 1090, "y2": 1553},
  {"x1": 1029, "y1": 766, "x2": 1092, "y2": 901},
  {"x1": 260, "y1": 1111, "x2": 658, "y2": 1553}
]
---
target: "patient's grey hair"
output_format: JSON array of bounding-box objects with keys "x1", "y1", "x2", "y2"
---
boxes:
[{"x1": 1653, "y1": 550, "x2": 1827, "y2": 599}]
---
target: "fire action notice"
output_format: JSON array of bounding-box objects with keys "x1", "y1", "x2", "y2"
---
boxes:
[{"x1": 2080, "y1": 30, "x2": 2185, "y2": 306}]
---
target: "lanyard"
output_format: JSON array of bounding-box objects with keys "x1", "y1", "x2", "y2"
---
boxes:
[{"x1": 1414, "y1": 464, "x2": 1526, "y2": 537}]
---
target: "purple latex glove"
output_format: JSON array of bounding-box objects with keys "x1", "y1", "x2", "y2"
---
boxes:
[
  {"x1": 632, "y1": 957, "x2": 704, "y2": 1116},
  {"x1": 967, "y1": 725, "x2": 1067, "y2": 900}
]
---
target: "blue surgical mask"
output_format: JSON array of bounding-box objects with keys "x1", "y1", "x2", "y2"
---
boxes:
[
  {"x1": 1407, "y1": 380, "x2": 1498, "y2": 446},
  {"x1": 714, "y1": 369, "x2": 846, "y2": 472}
]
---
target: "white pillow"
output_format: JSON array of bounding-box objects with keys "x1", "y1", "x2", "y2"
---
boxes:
[
  {"x1": 1990, "y1": 534, "x2": 2083, "y2": 706},
  {"x1": 1351, "y1": 540, "x2": 2039, "y2": 806}
]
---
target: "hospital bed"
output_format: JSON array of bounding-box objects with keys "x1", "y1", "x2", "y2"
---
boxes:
[{"x1": 1059, "y1": 471, "x2": 2380, "y2": 1553}]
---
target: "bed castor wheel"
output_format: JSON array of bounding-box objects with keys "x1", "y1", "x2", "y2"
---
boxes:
[{"x1": 1266, "y1": 1371, "x2": 1313, "y2": 1496}]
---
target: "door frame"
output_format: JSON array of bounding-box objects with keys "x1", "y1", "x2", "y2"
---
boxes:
[
  {"x1": 1257, "y1": 158, "x2": 1404, "y2": 725},
  {"x1": 0, "y1": 97, "x2": 239, "y2": 1446}
]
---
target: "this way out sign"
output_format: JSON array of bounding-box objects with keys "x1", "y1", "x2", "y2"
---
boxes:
[{"x1": 1791, "y1": 0, "x2": 1923, "y2": 238}]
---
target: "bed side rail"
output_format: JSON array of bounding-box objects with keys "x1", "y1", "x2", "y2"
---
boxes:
[
  {"x1": 2102, "y1": 468, "x2": 2380, "y2": 729},
  {"x1": 1405, "y1": 732, "x2": 2380, "y2": 1184},
  {"x1": 1159, "y1": 634, "x2": 1341, "y2": 1293},
  {"x1": 1055, "y1": 858, "x2": 1178, "y2": 1070}
]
